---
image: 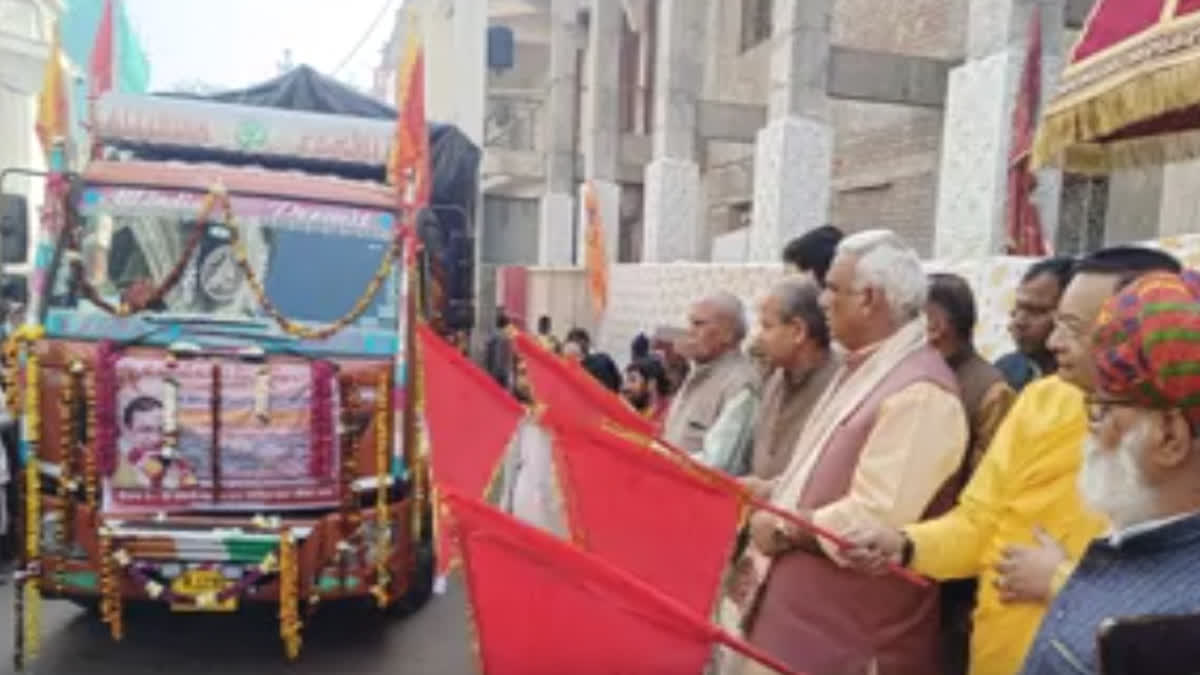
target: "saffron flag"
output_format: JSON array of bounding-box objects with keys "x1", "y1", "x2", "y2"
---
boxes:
[
  {"x1": 387, "y1": 10, "x2": 431, "y2": 210},
  {"x1": 416, "y1": 323, "x2": 525, "y2": 576},
  {"x1": 88, "y1": 0, "x2": 115, "y2": 100},
  {"x1": 541, "y1": 408, "x2": 743, "y2": 616},
  {"x1": 512, "y1": 331, "x2": 656, "y2": 438},
  {"x1": 442, "y1": 490, "x2": 798, "y2": 675},
  {"x1": 1005, "y1": 6, "x2": 1048, "y2": 256},
  {"x1": 35, "y1": 23, "x2": 69, "y2": 159},
  {"x1": 582, "y1": 182, "x2": 610, "y2": 316}
]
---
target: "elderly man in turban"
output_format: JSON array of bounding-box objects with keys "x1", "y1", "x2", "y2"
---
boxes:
[{"x1": 1020, "y1": 270, "x2": 1200, "y2": 674}]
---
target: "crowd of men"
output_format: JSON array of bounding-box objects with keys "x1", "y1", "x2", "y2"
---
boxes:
[{"x1": 490, "y1": 225, "x2": 1200, "y2": 675}]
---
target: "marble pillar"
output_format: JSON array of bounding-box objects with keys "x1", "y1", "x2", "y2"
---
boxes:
[
  {"x1": 641, "y1": 0, "x2": 707, "y2": 262},
  {"x1": 934, "y1": 0, "x2": 1065, "y2": 259},
  {"x1": 538, "y1": 0, "x2": 581, "y2": 265},
  {"x1": 747, "y1": 0, "x2": 833, "y2": 261},
  {"x1": 748, "y1": 117, "x2": 834, "y2": 261},
  {"x1": 578, "y1": 0, "x2": 622, "y2": 266},
  {"x1": 643, "y1": 158, "x2": 701, "y2": 262}
]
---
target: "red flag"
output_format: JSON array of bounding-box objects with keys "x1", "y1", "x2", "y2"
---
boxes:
[
  {"x1": 541, "y1": 408, "x2": 743, "y2": 615},
  {"x1": 442, "y1": 490, "x2": 798, "y2": 675},
  {"x1": 88, "y1": 0, "x2": 115, "y2": 99},
  {"x1": 513, "y1": 331, "x2": 656, "y2": 438},
  {"x1": 1006, "y1": 6, "x2": 1049, "y2": 256},
  {"x1": 416, "y1": 323, "x2": 525, "y2": 575}
]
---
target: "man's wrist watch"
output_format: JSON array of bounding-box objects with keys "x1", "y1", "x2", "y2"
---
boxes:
[{"x1": 899, "y1": 531, "x2": 915, "y2": 567}]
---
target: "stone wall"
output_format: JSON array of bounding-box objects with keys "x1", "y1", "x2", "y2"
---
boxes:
[
  {"x1": 520, "y1": 234, "x2": 1200, "y2": 370},
  {"x1": 831, "y1": 100, "x2": 945, "y2": 256},
  {"x1": 833, "y1": 0, "x2": 968, "y2": 59}
]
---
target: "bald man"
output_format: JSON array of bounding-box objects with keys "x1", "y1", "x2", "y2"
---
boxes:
[{"x1": 663, "y1": 292, "x2": 760, "y2": 475}]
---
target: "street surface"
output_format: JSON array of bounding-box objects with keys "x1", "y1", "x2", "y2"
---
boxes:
[{"x1": 0, "y1": 577, "x2": 473, "y2": 674}]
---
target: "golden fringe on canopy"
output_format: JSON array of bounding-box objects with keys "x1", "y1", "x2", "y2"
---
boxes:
[{"x1": 1032, "y1": 56, "x2": 1200, "y2": 173}]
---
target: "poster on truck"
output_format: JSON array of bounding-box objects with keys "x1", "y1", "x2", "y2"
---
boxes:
[{"x1": 105, "y1": 355, "x2": 340, "y2": 512}]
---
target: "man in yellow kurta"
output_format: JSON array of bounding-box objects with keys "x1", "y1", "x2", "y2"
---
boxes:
[{"x1": 843, "y1": 246, "x2": 1183, "y2": 675}]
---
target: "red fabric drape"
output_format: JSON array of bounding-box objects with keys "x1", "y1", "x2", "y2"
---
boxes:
[
  {"x1": 513, "y1": 331, "x2": 657, "y2": 437},
  {"x1": 1072, "y1": 0, "x2": 1164, "y2": 61},
  {"x1": 88, "y1": 0, "x2": 114, "y2": 99},
  {"x1": 417, "y1": 323, "x2": 525, "y2": 574},
  {"x1": 541, "y1": 408, "x2": 743, "y2": 616},
  {"x1": 1006, "y1": 6, "x2": 1049, "y2": 256},
  {"x1": 442, "y1": 490, "x2": 799, "y2": 675}
]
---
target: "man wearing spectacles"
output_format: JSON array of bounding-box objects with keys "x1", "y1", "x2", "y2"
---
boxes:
[
  {"x1": 1020, "y1": 268, "x2": 1200, "y2": 674},
  {"x1": 842, "y1": 247, "x2": 1180, "y2": 675}
]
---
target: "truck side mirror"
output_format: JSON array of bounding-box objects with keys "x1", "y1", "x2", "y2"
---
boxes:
[{"x1": 0, "y1": 192, "x2": 29, "y2": 265}]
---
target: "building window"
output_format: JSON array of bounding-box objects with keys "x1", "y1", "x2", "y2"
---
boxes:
[{"x1": 740, "y1": 0, "x2": 773, "y2": 52}]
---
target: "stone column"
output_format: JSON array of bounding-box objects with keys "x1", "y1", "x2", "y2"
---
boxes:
[
  {"x1": 934, "y1": 0, "x2": 1066, "y2": 259},
  {"x1": 539, "y1": 0, "x2": 580, "y2": 265},
  {"x1": 641, "y1": 0, "x2": 706, "y2": 262},
  {"x1": 577, "y1": 0, "x2": 622, "y2": 266},
  {"x1": 746, "y1": 0, "x2": 834, "y2": 262}
]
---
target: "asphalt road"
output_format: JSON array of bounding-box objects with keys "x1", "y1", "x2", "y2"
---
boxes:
[{"x1": 0, "y1": 577, "x2": 474, "y2": 675}]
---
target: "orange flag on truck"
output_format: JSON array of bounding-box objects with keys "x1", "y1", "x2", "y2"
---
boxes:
[
  {"x1": 388, "y1": 11, "x2": 431, "y2": 210},
  {"x1": 416, "y1": 323, "x2": 525, "y2": 577},
  {"x1": 512, "y1": 331, "x2": 656, "y2": 438},
  {"x1": 540, "y1": 407, "x2": 744, "y2": 616},
  {"x1": 35, "y1": 23, "x2": 69, "y2": 158},
  {"x1": 441, "y1": 490, "x2": 799, "y2": 675}
]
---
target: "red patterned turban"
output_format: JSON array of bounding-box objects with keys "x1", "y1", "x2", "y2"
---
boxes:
[{"x1": 1093, "y1": 270, "x2": 1200, "y2": 427}]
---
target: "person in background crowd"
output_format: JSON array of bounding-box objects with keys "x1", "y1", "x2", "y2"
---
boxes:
[
  {"x1": 622, "y1": 358, "x2": 672, "y2": 430},
  {"x1": 630, "y1": 332, "x2": 651, "y2": 363},
  {"x1": 995, "y1": 256, "x2": 1076, "y2": 391},
  {"x1": 743, "y1": 277, "x2": 837, "y2": 484},
  {"x1": 927, "y1": 273, "x2": 1017, "y2": 479},
  {"x1": 727, "y1": 230, "x2": 967, "y2": 675},
  {"x1": 535, "y1": 314, "x2": 561, "y2": 354},
  {"x1": 1021, "y1": 269, "x2": 1200, "y2": 674},
  {"x1": 484, "y1": 310, "x2": 515, "y2": 389},
  {"x1": 844, "y1": 246, "x2": 1181, "y2": 675},
  {"x1": 651, "y1": 326, "x2": 691, "y2": 394},
  {"x1": 565, "y1": 328, "x2": 622, "y2": 393},
  {"x1": 925, "y1": 272, "x2": 1017, "y2": 675},
  {"x1": 781, "y1": 225, "x2": 844, "y2": 287},
  {"x1": 663, "y1": 292, "x2": 759, "y2": 474}
]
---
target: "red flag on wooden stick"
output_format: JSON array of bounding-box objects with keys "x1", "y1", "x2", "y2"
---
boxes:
[
  {"x1": 442, "y1": 490, "x2": 799, "y2": 675},
  {"x1": 513, "y1": 331, "x2": 656, "y2": 437},
  {"x1": 541, "y1": 407, "x2": 744, "y2": 615},
  {"x1": 416, "y1": 323, "x2": 525, "y2": 576}
]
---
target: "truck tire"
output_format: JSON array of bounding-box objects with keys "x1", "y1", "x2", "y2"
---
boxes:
[{"x1": 390, "y1": 537, "x2": 434, "y2": 617}]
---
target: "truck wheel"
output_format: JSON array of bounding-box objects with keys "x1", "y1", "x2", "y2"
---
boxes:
[{"x1": 390, "y1": 539, "x2": 434, "y2": 617}]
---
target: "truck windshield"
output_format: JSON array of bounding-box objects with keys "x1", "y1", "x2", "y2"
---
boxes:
[{"x1": 50, "y1": 186, "x2": 398, "y2": 327}]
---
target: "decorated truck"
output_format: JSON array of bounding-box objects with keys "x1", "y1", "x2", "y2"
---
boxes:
[{"x1": 1, "y1": 67, "x2": 480, "y2": 666}]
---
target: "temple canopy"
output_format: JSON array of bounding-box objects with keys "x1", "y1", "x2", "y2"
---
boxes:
[{"x1": 1033, "y1": 0, "x2": 1200, "y2": 173}]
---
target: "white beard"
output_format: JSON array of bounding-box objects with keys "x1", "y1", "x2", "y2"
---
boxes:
[{"x1": 1080, "y1": 418, "x2": 1160, "y2": 530}]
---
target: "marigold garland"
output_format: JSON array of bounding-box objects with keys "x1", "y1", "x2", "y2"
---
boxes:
[
  {"x1": 22, "y1": 462, "x2": 41, "y2": 661},
  {"x1": 370, "y1": 370, "x2": 391, "y2": 608},
  {"x1": 278, "y1": 529, "x2": 302, "y2": 660},
  {"x1": 83, "y1": 368, "x2": 99, "y2": 510},
  {"x1": 71, "y1": 193, "x2": 216, "y2": 317},
  {"x1": 213, "y1": 189, "x2": 396, "y2": 341},
  {"x1": 94, "y1": 341, "x2": 120, "y2": 476},
  {"x1": 58, "y1": 362, "x2": 82, "y2": 553},
  {"x1": 98, "y1": 528, "x2": 124, "y2": 641}
]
